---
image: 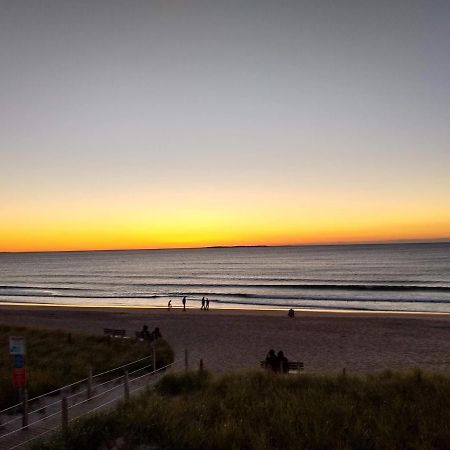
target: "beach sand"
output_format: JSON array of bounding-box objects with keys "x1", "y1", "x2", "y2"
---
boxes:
[{"x1": 1, "y1": 305, "x2": 449, "y2": 373}]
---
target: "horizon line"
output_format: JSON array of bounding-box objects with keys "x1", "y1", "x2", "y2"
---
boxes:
[{"x1": 1, "y1": 237, "x2": 450, "y2": 254}]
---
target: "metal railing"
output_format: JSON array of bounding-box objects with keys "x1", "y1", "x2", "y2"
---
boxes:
[
  {"x1": 0, "y1": 353, "x2": 155, "y2": 417},
  {"x1": 0, "y1": 349, "x2": 193, "y2": 450}
]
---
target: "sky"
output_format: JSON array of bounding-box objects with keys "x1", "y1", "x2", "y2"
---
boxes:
[{"x1": 1, "y1": 0, "x2": 449, "y2": 252}]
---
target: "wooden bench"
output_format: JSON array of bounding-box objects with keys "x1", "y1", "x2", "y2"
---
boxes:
[
  {"x1": 135, "y1": 331, "x2": 152, "y2": 341},
  {"x1": 135, "y1": 331, "x2": 144, "y2": 340},
  {"x1": 260, "y1": 360, "x2": 304, "y2": 373},
  {"x1": 103, "y1": 328, "x2": 126, "y2": 338}
]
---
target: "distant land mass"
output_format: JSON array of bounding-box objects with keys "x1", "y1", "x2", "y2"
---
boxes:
[
  {"x1": 205, "y1": 245, "x2": 270, "y2": 249},
  {"x1": 0, "y1": 238, "x2": 449, "y2": 254},
  {"x1": 205, "y1": 239, "x2": 450, "y2": 249}
]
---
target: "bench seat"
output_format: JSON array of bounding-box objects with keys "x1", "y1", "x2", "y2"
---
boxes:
[
  {"x1": 103, "y1": 328, "x2": 126, "y2": 338},
  {"x1": 260, "y1": 360, "x2": 304, "y2": 373}
]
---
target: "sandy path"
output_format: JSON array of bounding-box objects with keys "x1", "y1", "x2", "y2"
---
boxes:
[{"x1": 1, "y1": 306, "x2": 450, "y2": 373}]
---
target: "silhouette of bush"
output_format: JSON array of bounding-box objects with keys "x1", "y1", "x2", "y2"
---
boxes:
[{"x1": 33, "y1": 369, "x2": 450, "y2": 450}]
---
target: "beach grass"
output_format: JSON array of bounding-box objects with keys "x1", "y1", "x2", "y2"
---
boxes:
[
  {"x1": 33, "y1": 368, "x2": 450, "y2": 449},
  {"x1": 0, "y1": 325, "x2": 174, "y2": 410}
]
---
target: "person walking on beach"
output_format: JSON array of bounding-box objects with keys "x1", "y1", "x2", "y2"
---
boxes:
[
  {"x1": 206, "y1": 298, "x2": 210, "y2": 310},
  {"x1": 168, "y1": 299, "x2": 172, "y2": 311},
  {"x1": 201, "y1": 297, "x2": 205, "y2": 310},
  {"x1": 182, "y1": 296, "x2": 186, "y2": 311}
]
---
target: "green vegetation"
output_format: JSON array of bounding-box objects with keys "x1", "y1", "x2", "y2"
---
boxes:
[
  {"x1": 34, "y1": 369, "x2": 450, "y2": 450},
  {"x1": 0, "y1": 325, "x2": 174, "y2": 409}
]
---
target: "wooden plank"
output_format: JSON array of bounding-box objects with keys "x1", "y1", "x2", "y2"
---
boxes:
[
  {"x1": 103, "y1": 329, "x2": 126, "y2": 337},
  {"x1": 259, "y1": 361, "x2": 304, "y2": 372}
]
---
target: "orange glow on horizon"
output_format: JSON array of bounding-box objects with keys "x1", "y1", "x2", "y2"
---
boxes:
[
  {"x1": 2, "y1": 186, "x2": 449, "y2": 252},
  {"x1": 2, "y1": 0, "x2": 450, "y2": 255}
]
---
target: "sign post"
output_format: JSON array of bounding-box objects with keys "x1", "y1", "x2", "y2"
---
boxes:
[
  {"x1": 9, "y1": 336, "x2": 26, "y2": 420},
  {"x1": 10, "y1": 337, "x2": 26, "y2": 389},
  {"x1": 9, "y1": 336, "x2": 26, "y2": 356}
]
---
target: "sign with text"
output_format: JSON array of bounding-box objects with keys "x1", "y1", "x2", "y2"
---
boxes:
[{"x1": 9, "y1": 336, "x2": 26, "y2": 355}]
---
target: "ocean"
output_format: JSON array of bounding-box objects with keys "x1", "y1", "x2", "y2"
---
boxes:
[{"x1": 0, "y1": 243, "x2": 449, "y2": 313}]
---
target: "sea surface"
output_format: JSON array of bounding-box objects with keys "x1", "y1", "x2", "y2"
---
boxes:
[{"x1": 0, "y1": 243, "x2": 450, "y2": 313}]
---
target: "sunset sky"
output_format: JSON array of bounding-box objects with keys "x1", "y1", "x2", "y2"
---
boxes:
[{"x1": 1, "y1": 0, "x2": 449, "y2": 252}]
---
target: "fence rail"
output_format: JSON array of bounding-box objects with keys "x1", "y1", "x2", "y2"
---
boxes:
[
  {"x1": 0, "y1": 349, "x2": 193, "y2": 450},
  {"x1": 0, "y1": 353, "x2": 155, "y2": 417}
]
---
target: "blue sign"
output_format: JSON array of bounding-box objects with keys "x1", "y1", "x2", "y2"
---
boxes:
[
  {"x1": 13, "y1": 354, "x2": 24, "y2": 369},
  {"x1": 9, "y1": 336, "x2": 26, "y2": 355}
]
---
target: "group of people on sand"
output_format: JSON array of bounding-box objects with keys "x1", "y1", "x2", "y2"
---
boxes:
[
  {"x1": 167, "y1": 296, "x2": 211, "y2": 311},
  {"x1": 264, "y1": 349, "x2": 289, "y2": 373},
  {"x1": 141, "y1": 325, "x2": 162, "y2": 343},
  {"x1": 200, "y1": 296, "x2": 210, "y2": 310}
]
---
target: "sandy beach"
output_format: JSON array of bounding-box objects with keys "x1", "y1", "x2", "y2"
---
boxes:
[{"x1": 1, "y1": 305, "x2": 450, "y2": 374}]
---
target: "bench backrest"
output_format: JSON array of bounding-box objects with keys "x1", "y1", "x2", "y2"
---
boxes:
[
  {"x1": 288, "y1": 361, "x2": 304, "y2": 370},
  {"x1": 260, "y1": 361, "x2": 304, "y2": 371},
  {"x1": 104, "y1": 328, "x2": 126, "y2": 337}
]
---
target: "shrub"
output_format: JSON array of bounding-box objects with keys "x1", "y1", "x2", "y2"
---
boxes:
[
  {"x1": 0, "y1": 326, "x2": 174, "y2": 410},
  {"x1": 33, "y1": 369, "x2": 450, "y2": 450}
]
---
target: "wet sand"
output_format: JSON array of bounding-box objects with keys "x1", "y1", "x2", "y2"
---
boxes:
[{"x1": 1, "y1": 305, "x2": 450, "y2": 373}]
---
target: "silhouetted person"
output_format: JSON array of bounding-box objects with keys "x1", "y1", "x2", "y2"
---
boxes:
[
  {"x1": 277, "y1": 350, "x2": 289, "y2": 374},
  {"x1": 201, "y1": 297, "x2": 205, "y2": 310},
  {"x1": 168, "y1": 299, "x2": 172, "y2": 311},
  {"x1": 265, "y1": 349, "x2": 278, "y2": 372},
  {"x1": 288, "y1": 308, "x2": 295, "y2": 318},
  {"x1": 206, "y1": 298, "x2": 210, "y2": 310},
  {"x1": 142, "y1": 325, "x2": 151, "y2": 341},
  {"x1": 153, "y1": 327, "x2": 162, "y2": 340},
  {"x1": 182, "y1": 296, "x2": 186, "y2": 311}
]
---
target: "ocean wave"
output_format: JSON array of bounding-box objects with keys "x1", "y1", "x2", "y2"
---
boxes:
[
  {"x1": 0, "y1": 290, "x2": 449, "y2": 305},
  {"x1": 133, "y1": 283, "x2": 450, "y2": 292},
  {"x1": 0, "y1": 292, "x2": 164, "y2": 299},
  {"x1": 0, "y1": 285, "x2": 90, "y2": 291},
  {"x1": 8, "y1": 274, "x2": 449, "y2": 284},
  {"x1": 1, "y1": 283, "x2": 449, "y2": 292}
]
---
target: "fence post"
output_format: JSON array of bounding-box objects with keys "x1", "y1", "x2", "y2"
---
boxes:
[
  {"x1": 61, "y1": 396, "x2": 69, "y2": 431},
  {"x1": 22, "y1": 389, "x2": 29, "y2": 430},
  {"x1": 124, "y1": 371, "x2": 130, "y2": 401},
  {"x1": 87, "y1": 367, "x2": 93, "y2": 399},
  {"x1": 199, "y1": 359, "x2": 204, "y2": 372},
  {"x1": 184, "y1": 348, "x2": 188, "y2": 371}
]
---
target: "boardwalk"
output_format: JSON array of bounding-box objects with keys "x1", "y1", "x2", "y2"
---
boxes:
[{"x1": 0, "y1": 357, "x2": 183, "y2": 450}]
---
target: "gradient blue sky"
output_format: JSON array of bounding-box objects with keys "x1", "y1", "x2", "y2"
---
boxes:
[{"x1": 1, "y1": 0, "x2": 449, "y2": 251}]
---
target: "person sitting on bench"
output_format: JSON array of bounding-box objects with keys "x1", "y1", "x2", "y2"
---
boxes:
[
  {"x1": 153, "y1": 327, "x2": 162, "y2": 340},
  {"x1": 277, "y1": 350, "x2": 289, "y2": 374},
  {"x1": 142, "y1": 325, "x2": 152, "y2": 342},
  {"x1": 264, "y1": 349, "x2": 278, "y2": 372}
]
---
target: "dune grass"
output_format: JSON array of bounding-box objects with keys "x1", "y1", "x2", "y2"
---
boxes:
[
  {"x1": 34, "y1": 368, "x2": 450, "y2": 450},
  {"x1": 0, "y1": 325, "x2": 174, "y2": 410}
]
